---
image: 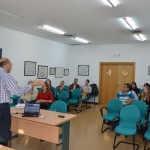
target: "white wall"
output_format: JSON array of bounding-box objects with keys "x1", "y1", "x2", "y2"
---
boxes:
[
  {"x1": 1, "y1": 26, "x2": 150, "y2": 89},
  {"x1": 68, "y1": 44, "x2": 150, "y2": 88},
  {"x1": 0, "y1": 26, "x2": 70, "y2": 87}
]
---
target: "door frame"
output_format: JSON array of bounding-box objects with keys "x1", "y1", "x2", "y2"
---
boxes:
[{"x1": 99, "y1": 62, "x2": 135, "y2": 103}]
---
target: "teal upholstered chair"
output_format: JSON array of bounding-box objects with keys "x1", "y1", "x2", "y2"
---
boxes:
[
  {"x1": 113, "y1": 105, "x2": 140, "y2": 150},
  {"x1": 52, "y1": 87, "x2": 56, "y2": 98},
  {"x1": 9, "y1": 95, "x2": 20, "y2": 107},
  {"x1": 88, "y1": 83, "x2": 99, "y2": 104},
  {"x1": 144, "y1": 116, "x2": 150, "y2": 150},
  {"x1": 58, "y1": 91, "x2": 69, "y2": 105},
  {"x1": 138, "y1": 88, "x2": 143, "y2": 95},
  {"x1": 37, "y1": 87, "x2": 41, "y2": 92},
  {"x1": 100, "y1": 98, "x2": 123, "y2": 133},
  {"x1": 132, "y1": 100, "x2": 148, "y2": 126},
  {"x1": 68, "y1": 88, "x2": 82, "y2": 110},
  {"x1": 50, "y1": 100, "x2": 67, "y2": 113}
]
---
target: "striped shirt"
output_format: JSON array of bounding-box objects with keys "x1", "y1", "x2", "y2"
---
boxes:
[{"x1": 0, "y1": 67, "x2": 32, "y2": 103}]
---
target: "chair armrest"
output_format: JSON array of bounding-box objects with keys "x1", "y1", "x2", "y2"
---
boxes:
[
  {"x1": 143, "y1": 120, "x2": 149, "y2": 133},
  {"x1": 112, "y1": 116, "x2": 120, "y2": 123},
  {"x1": 136, "y1": 119, "x2": 141, "y2": 131},
  {"x1": 100, "y1": 106, "x2": 107, "y2": 117},
  {"x1": 145, "y1": 111, "x2": 149, "y2": 120},
  {"x1": 112, "y1": 116, "x2": 120, "y2": 129}
]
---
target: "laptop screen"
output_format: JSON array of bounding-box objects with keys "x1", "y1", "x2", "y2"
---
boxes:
[{"x1": 24, "y1": 103, "x2": 40, "y2": 114}]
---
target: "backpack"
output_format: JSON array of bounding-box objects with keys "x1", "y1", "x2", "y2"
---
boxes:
[{"x1": 90, "y1": 84, "x2": 98, "y2": 96}]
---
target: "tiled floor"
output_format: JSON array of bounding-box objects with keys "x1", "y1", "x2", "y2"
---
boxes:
[{"x1": 11, "y1": 104, "x2": 149, "y2": 150}]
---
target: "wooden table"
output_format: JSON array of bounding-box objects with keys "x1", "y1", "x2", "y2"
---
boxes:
[
  {"x1": 0, "y1": 145, "x2": 14, "y2": 150},
  {"x1": 11, "y1": 108, "x2": 76, "y2": 150}
]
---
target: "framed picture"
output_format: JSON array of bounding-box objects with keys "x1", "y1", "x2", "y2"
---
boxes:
[
  {"x1": 64, "y1": 69, "x2": 69, "y2": 76},
  {"x1": 55, "y1": 67, "x2": 64, "y2": 78},
  {"x1": 78, "y1": 65, "x2": 90, "y2": 76},
  {"x1": 24, "y1": 61, "x2": 36, "y2": 76},
  {"x1": 49, "y1": 67, "x2": 55, "y2": 75},
  {"x1": 37, "y1": 65, "x2": 48, "y2": 79},
  {"x1": 0, "y1": 48, "x2": 2, "y2": 58},
  {"x1": 148, "y1": 66, "x2": 150, "y2": 75}
]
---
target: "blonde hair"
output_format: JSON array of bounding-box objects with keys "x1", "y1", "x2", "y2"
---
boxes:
[{"x1": 141, "y1": 86, "x2": 150, "y2": 101}]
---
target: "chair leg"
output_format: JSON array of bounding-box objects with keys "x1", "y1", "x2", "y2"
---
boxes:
[
  {"x1": 113, "y1": 134, "x2": 139, "y2": 150},
  {"x1": 101, "y1": 120, "x2": 104, "y2": 133},
  {"x1": 133, "y1": 136, "x2": 135, "y2": 150},
  {"x1": 144, "y1": 140, "x2": 147, "y2": 150},
  {"x1": 113, "y1": 133, "x2": 117, "y2": 149}
]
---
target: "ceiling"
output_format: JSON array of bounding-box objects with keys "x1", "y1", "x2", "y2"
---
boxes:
[{"x1": 0, "y1": 0, "x2": 149, "y2": 45}]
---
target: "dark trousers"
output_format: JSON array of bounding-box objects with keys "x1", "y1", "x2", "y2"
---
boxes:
[
  {"x1": 40, "y1": 103, "x2": 51, "y2": 110},
  {"x1": 0, "y1": 103, "x2": 11, "y2": 146}
]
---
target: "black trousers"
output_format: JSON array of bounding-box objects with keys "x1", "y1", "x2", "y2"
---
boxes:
[
  {"x1": 0, "y1": 103, "x2": 11, "y2": 146},
  {"x1": 40, "y1": 102, "x2": 51, "y2": 110}
]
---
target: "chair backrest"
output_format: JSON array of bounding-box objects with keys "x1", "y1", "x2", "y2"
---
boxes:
[
  {"x1": 132, "y1": 100, "x2": 147, "y2": 119},
  {"x1": 58, "y1": 91, "x2": 69, "y2": 101},
  {"x1": 50, "y1": 100, "x2": 67, "y2": 113},
  {"x1": 64, "y1": 85, "x2": 69, "y2": 91},
  {"x1": 90, "y1": 83, "x2": 99, "y2": 96},
  {"x1": 107, "y1": 98, "x2": 123, "y2": 114},
  {"x1": 72, "y1": 88, "x2": 82, "y2": 98},
  {"x1": 51, "y1": 87, "x2": 57, "y2": 97},
  {"x1": 138, "y1": 88, "x2": 143, "y2": 95},
  {"x1": 119, "y1": 105, "x2": 140, "y2": 128},
  {"x1": 37, "y1": 87, "x2": 41, "y2": 92}
]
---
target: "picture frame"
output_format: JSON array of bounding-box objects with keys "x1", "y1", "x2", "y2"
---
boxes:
[
  {"x1": 49, "y1": 67, "x2": 55, "y2": 75},
  {"x1": 24, "y1": 61, "x2": 36, "y2": 76},
  {"x1": 55, "y1": 67, "x2": 64, "y2": 78},
  {"x1": 78, "y1": 65, "x2": 90, "y2": 76},
  {"x1": 64, "y1": 69, "x2": 69, "y2": 76},
  {"x1": 0, "y1": 48, "x2": 2, "y2": 58},
  {"x1": 148, "y1": 66, "x2": 150, "y2": 75},
  {"x1": 37, "y1": 65, "x2": 48, "y2": 79}
]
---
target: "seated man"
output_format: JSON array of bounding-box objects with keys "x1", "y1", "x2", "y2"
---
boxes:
[
  {"x1": 19, "y1": 80, "x2": 38, "y2": 103},
  {"x1": 69, "y1": 78, "x2": 81, "y2": 91},
  {"x1": 117, "y1": 83, "x2": 133, "y2": 105},
  {"x1": 56, "y1": 80, "x2": 68, "y2": 94},
  {"x1": 69, "y1": 78, "x2": 81, "y2": 98},
  {"x1": 81, "y1": 79, "x2": 92, "y2": 99}
]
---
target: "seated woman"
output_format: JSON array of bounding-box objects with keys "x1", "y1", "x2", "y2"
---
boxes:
[
  {"x1": 131, "y1": 82, "x2": 141, "y2": 99},
  {"x1": 19, "y1": 80, "x2": 38, "y2": 103},
  {"x1": 36, "y1": 82, "x2": 54, "y2": 109},
  {"x1": 45, "y1": 79, "x2": 55, "y2": 97},
  {"x1": 141, "y1": 85, "x2": 150, "y2": 108}
]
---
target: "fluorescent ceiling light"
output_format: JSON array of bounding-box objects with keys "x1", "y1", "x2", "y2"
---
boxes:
[
  {"x1": 103, "y1": 0, "x2": 119, "y2": 7},
  {"x1": 41, "y1": 25, "x2": 65, "y2": 35},
  {"x1": 120, "y1": 17, "x2": 137, "y2": 30},
  {"x1": 72, "y1": 37, "x2": 89, "y2": 43},
  {"x1": 0, "y1": 9, "x2": 22, "y2": 20},
  {"x1": 134, "y1": 34, "x2": 146, "y2": 41}
]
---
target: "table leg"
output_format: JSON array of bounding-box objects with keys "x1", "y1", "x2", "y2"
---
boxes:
[{"x1": 61, "y1": 121, "x2": 70, "y2": 150}]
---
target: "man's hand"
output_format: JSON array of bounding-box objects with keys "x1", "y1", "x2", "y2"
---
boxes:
[{"x1": 32, "y1": 79, "x2": 44, "y2": 87}]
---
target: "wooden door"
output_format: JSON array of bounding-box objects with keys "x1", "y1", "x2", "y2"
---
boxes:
[{"x1": 99, "y1": 62, "x2": 135, "y2": 104}]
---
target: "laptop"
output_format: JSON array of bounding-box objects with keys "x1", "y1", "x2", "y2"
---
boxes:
[{"x1": 22, "y1": 103, "x2": 40, "y2": 117}]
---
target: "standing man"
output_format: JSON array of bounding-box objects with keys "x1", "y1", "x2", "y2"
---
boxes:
[{"x1": 0, "y1": 58, "x2": 43, "y2": 146}]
